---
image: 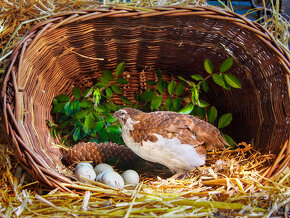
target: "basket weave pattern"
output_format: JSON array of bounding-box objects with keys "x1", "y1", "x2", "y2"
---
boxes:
[{"x1": 1, "y1": 6, "x2": 289, "y2": 190}]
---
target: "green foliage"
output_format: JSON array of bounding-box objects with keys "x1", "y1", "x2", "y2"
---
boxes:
[
  {"x1": 222, "y1": 133, "x2": 236, "y2": 148},
  {"x1": 136, "y1": 70, "x2": 186, "y2": 112},
  {"x1": 49, "y1": 63, "x2": 131, "y2": 146},
  {"x1": 49, "y1": 58, "x2": 241, "y2": 149},
  {"x1": 204, "y1": 59, "x2": 213, "y2": 74},
  {"x1": 178, "y1": 57, "x2": 241, "y2": 148},
  {"x1": 179, "y1": 103, "x2": 194, "y2": 114},
  {"x1": 207, "y1": 106, "x2": 217, "y2": 124},
  {"x1": 212, "y1": 74, "x2": 226, "y2": 88},
  {"x1": 224, "y1": 74, "x2": 241, "y2": 89},
  {"x1": 73, "y1": 87, "x2": 81, "y2": 99},
  {"x1": 220, "y1": 57, "x2": 233, "y2": 73},
  {"x1": 116, "y1": 61, "x2": 125, "y2": 76},
  {"x1": 218, "y1": 113, "x2": 233, "y2": 129}
]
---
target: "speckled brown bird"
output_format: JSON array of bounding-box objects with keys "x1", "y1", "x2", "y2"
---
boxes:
[{"x1": 114, "y1": 108, "x2": 228, "y2": 174}]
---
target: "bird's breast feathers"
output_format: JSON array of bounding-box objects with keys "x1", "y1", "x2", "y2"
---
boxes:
[{"x1": 122, "y1": 129, "x2": 206, "y2": 172}]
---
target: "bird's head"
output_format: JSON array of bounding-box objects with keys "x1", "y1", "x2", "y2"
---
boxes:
[{"x1": 113, "y1": 108, "x2": 142, "y2": 126}]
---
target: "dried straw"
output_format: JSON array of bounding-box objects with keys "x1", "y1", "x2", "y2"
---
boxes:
[{"x1": 0, "y1": 142, "x2": 289, "y2": 216}]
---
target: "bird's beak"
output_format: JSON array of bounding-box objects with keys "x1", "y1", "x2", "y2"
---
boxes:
[{"x1": 113, "y1": 111, "x2": 118, "y2": 119}]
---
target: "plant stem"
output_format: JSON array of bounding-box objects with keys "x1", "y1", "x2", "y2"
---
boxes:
[{"x1": 199, "y1": 74, "x2": 212, "y2": 86}]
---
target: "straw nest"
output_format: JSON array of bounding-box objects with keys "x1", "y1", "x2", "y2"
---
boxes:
[
  {"x1": 0, "y1": 1, "x2": 289, "y2": 217},
  {"x1": 0, "y1": 142, "x2": 289, "y2": 216}
]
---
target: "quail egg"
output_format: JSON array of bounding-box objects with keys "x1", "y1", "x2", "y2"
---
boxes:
[
  {"x1": 94, "y1": 163, "x2": 114, "y2": 175},
  {"x1": 121, "y1": 170, "x2": 140, "y2": 185},
  {"x1": 96, "y1": 171, "x2": 109, "y2": 182},
  {"x1": 75, "y1": 166, "x2": 96, "y2": 182},
  {"x1": 100, "y1": 171, "x2": 124, "y2": 188},
  {"x1": 75, "y1": 162, "x2": 93, "y2": 172}
]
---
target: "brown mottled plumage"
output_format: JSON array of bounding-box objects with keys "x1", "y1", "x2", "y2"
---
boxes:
[{"x1": 114, "y1": 108, "x2": 228, "y2": 173}]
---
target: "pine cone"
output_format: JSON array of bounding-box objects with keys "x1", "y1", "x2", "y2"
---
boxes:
[{"x1": 62, "y1": 142, "x2": 138, "y2": 166}]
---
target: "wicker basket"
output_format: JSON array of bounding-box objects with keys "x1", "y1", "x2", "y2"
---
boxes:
[{"x1": 1, "y1": 6, "x2": 289, "y2": 191}]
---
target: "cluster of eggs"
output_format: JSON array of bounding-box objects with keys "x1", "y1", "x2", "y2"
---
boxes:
[{"x1": 75, "y1": 162, "x2": 139, "y2": 188}]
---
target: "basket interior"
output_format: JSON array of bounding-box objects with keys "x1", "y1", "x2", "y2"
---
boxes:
[{"x1": 3, "y1": 9, "x2": 290, "y2": 180}]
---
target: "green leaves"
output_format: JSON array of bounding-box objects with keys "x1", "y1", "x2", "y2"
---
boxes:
[
  {"x1": 107, "y1": 124, "x2": 120, "y2": 133},
  {"x1": 73, "y1": 127, "x2": 81, "y2": 141},
  {"x1": 220, "y1": 57, "x2": 233, "y2": 73},
  {"x1": 202, "y1": 80, "x2": 209, "y2": 92},
  {"x1": 168, "y1": 81, "x2": 176, "y2": 95},
  {"x1": 173, "y1": 98, "x2": 181, "y2": 111},
  {"x1": 49, "y1": 62, "x2": 131, "y2": 146},
  {"x1": 52, "y1": 102, "x2": 65, "y2": 114},
  {"x1": 146, "y1": 80, "x2": 156, "y2": 86},
  {"x1": 115, "y1": 78, "x2": 129, "y2": 85},
  {"x1": 64, "y1": 102, "x2": 73, "y2": 116},
  {"x1": 191, "y1": 74, "x2": 203, "y2": 81},
  {"x1": 151, "y1": 96, "x2": 163, "y2": 110},
  {"x1": 222, "y1": 133, "x2": 236, "y2": 148},
  {"x1": 191, "y1": 85, "x2": 200, "y2": 106},
  {"x1": 165, "y1": 97, "x2": 173, "y2": 111},
  {"x1": 179, "y1": 103, "x2": 194, "y2": 114},
  {"x1": 99, "y1": 128, "x2": 108, "y2": 142},
  {"x1": 140, "y1": 90, "x2": 156, "y2": 101},
  {"x1": 93, "y1": 88, "x2": 101, "y2": 105},
  {"x1": 224, "y1": 74, "x2": 241, "y2": 89},
  {"x1": 121, "y1": 96, "x2": 132, "y2": 105},
  {"x1": 116, "y1": 61, "x2": 125, "y2": 76},
  {"x1": 80, "y1": 100, "x2": 91, "y2": 108},
  {"x1": 175, "y1": 83, "x2": 184, "y2": 96},
  {"x1": 157, "y1": 79, "x2": 167, "y2": 94},
  {"x1": 105, "y1": 114, "x2": 117, "y2": 123},
  {"x1": 74, "y1": 110, "x2": 89, "y2": 119},
  {"x1": 207, "y1": 106, "x2": 217, "y2": 123},
  {"x1": 99, "y1": 77, "x2": 110, "y2": 86},
  {"x1": 84, "y1": 113, "x2": 94, "y2": 131},
  {"x1": 84, "y1": 87, "x2": 93, "y2": 98},
  {"x1": 218, "y1": 113, "x2": 232, "y2": 128},
  {"x1": 199, "y1": 100, "x2": 209, "y2": 108},
  {"x1": 105, "y1": 87, "x2": 113, "y2": 98},
  {"x1": 49, "y1": 61, "x2": 239, "y2": 147},
  {"x1": 212, "y1": 74, "x2": 226, "y2": 87},
  {"x1": 111, "y1": 84, "x2": 122, "y2": 94},
  {"x1": 103, "y1": 70, "x2": 114, "y2": 81},
  {"x1": 93, "y1": 121, "x2": 105, "y2": 132},
  {"x1": 202, "y1": 58, "x2": 240, "y2": 91},
  {"x1": 56, "y1": 94, "x2": 69, "y2": 102},
  {"x1": 177, "y1": 76, "x2": 187, "y2": 83},
  {"x1": 204, "y1": 59, "x2": 213, "y2": 74},
  {"x1": 73, "y1": 87, "x2": 81, "y2": 99}
]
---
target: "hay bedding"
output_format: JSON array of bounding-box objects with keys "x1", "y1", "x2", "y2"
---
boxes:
[
  {"x1": 0, "y1": 142, "x2": 289, "y2": 217},
  {"x1": 0, "y1": 0, "x2": 290, "y2": 217}
]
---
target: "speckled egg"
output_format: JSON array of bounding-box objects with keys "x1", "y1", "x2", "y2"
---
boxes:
[
  {"x1": 94, "y1": 163, "x2": 114, "y2": 175},
  {"x1": 121, "y1": 170, "x2": 140, "y2": 185},
  {"x1": 100, "y1": 171, "x2": 124, "y2": 188}
]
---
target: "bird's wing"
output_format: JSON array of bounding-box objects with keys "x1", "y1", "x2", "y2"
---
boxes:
[
  {"x1": 132, "y1": 111, "x2": 228, "y2": 151},
  {"x1": 130, "y1": 111, "x2": 203, "y2": 145}
]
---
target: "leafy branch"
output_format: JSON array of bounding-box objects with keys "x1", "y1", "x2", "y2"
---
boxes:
[
  {"x1": 48, "y1": 59, "x2": 241, "y2": 148},
  {"x1": 178, "y1": 57, "x2": 241, "y2": 147},
  {"x1": 48, "y1": 62, "x2": 130, "y2": 146}
]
